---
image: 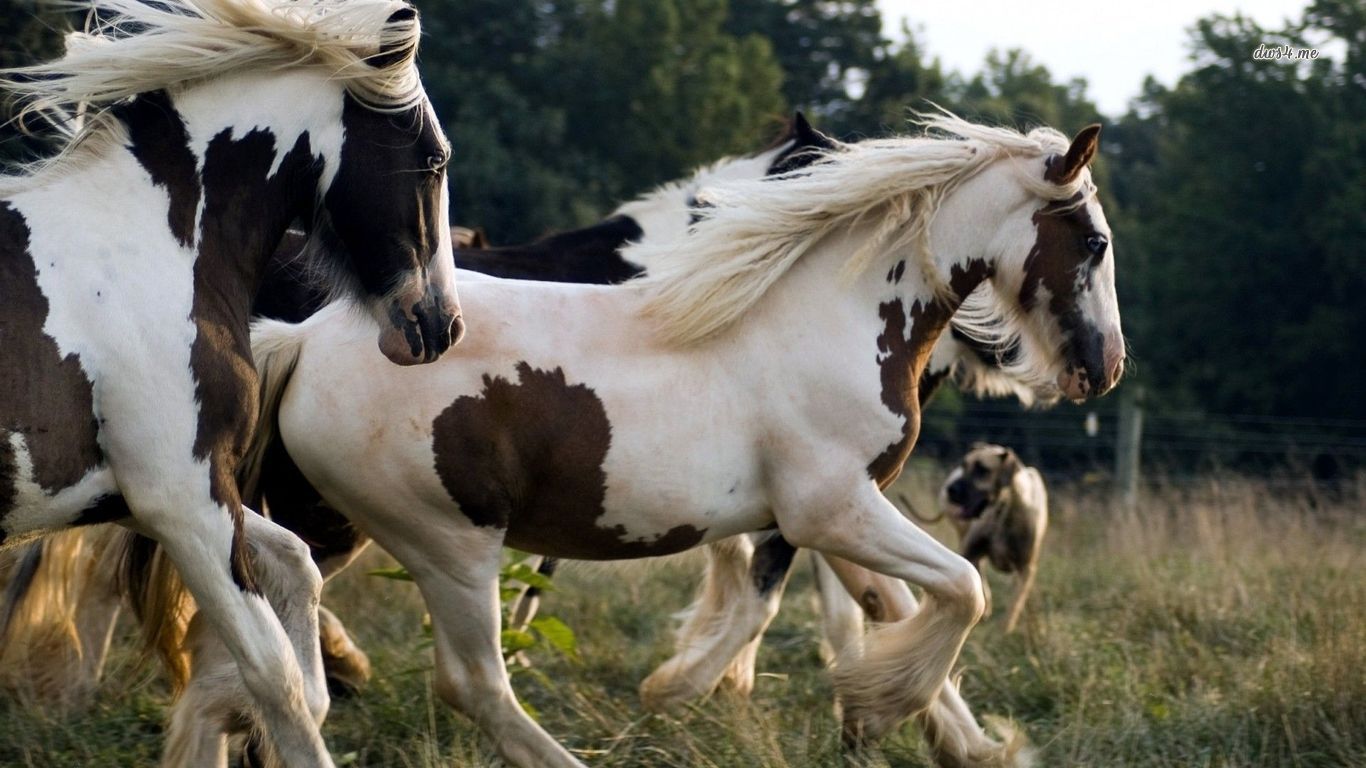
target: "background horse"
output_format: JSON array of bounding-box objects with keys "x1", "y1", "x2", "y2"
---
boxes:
[
  {"x1": 189, "y1": 113, "x2": 1122, "y2": 768},
  {"x1": 0, "y1": 0, "x2": 460, "y2": 763}
]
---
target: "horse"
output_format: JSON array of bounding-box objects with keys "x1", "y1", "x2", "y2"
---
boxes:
[
  {"x1": 4, "y1": 113, "x2": 1050, "y2": 766},
  {"x1": 0, "y1": 0, "x2": 461, "y2": 764},
  {"x1": 0, "y1": 112, "x2": 838, "y2": 711},
  {"x1": 170, "y1": 113, "x2": 1123, "y2": 768}
]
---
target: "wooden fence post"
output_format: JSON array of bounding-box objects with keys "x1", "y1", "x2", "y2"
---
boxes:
[{"x1": 1115, "y1": 386, "x2": 1144, "y2": 506}]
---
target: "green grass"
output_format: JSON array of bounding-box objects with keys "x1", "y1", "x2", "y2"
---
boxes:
[{"x1": 2, "y1": 470, "x2": 1363, "y2": 767}]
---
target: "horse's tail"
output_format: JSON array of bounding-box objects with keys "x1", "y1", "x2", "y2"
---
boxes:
[
  {"x1": 897, "y1": 493, "x2": 944, "y2": 525},
  {"x1": 239, "y1": 317, "x2": 307, "y2": 507},
  {"x1": 0, "y1": 528, "x2": 111, "y2": 700},
  {"x1": 112, "y1": 529, "x2": 194, "y2": 693},
  {"x1": 0, "y1": 540, "x2": 46, "y2": 648}
]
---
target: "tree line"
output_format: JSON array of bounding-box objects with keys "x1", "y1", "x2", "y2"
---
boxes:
[{"x1": 3, "y1": 0, "x2": 1362, "y2": 460}]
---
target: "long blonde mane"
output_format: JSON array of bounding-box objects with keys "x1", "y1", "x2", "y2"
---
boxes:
[
  {"x1": 0, "y1": 0, "x2": 423, "y2": 190},
  {"x1": 629, "y1": 112, "x2": 1093, "y2": 346}
]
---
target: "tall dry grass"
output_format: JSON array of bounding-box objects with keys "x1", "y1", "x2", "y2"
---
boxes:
[{"x1": 0, "y1": 469, "x2": 1361, "y2": 766}]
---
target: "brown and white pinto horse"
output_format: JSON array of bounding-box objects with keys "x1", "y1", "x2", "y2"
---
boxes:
[
  {"x1": 0, "y1": 0, "x2": 460, "y2": 764},
  {"x1": 0, "y1": 114, "x2": 839, "y2": 708},
  {"x1": 174, "y1": 114, "x2": 1121, "y2": 767}
]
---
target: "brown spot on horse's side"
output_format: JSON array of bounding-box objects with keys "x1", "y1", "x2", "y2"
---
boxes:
[
  {"x1": 431, "y1": 363, "x2": 705, "y2": 559},
  {"x1": 0, "y1": 203, "x2": 103, "y2": 518}
]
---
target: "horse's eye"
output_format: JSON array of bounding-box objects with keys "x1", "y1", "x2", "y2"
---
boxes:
[
  {"x1": 1086, "y1": 234, "x2": 1108, "y2": 256},
  {"x1": 427, "y1": 154, "x2": 447, "y2": 173}
]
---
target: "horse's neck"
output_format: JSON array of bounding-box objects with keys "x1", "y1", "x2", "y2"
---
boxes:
[
  {"x1": 741, "y1": 220, "x2": 990, "y2": 392},
  {"x1": 145, "y1": 82, "x2": 331, "y2": 319}
]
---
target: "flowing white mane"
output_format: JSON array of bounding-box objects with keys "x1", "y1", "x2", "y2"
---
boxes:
[
  {"x1": 0, "y1": 0, "x2": 422, "y2": 188},
  {"x1": 611, "y1": 141, "x2": 787, "y2": 252},
  {"x1": 629, "y1": 112, "x2": 1094, "y2": 347}
]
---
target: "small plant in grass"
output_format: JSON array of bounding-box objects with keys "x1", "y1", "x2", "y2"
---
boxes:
[{"x1": 368, "y1": 550, "x2": 578, "y2": 666}]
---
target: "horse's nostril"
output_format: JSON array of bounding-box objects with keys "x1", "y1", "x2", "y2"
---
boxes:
[{"x1": 450, "y1": 314, "x2": 466, "y2": 347}]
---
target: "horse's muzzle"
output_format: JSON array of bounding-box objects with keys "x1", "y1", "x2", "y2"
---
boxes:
[
  {"x1": 1058, "y1": 329, "x2": 1124, "y2": 401},
  {"x1": 377, "y1": 294, "x2": 463, "y2": 366}
]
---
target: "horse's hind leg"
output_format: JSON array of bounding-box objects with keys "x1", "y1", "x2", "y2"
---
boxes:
[
  {"x1": 314, "y1": 543, "x2": 373, "y2": 697},
  {"x1": 640, "y1": 533, "x2": 795, "y2": 710},
  {"x1": 812, "y1": 553, "x2": 864, "y2": 663},
  {"x1": 317, "y1": 606, "x2": 369, "y2": 697},
  {"x1": 780, "y1": 483, "x2": 985, "y2": 745},
  {"x1": 162, "y1": 613, "x2": 238, "y2": 768},
  {"x1": 69, "y1": 527, "x2": 125, "y2": 702},
  {"x1": 508, "y1": 555, "x2": 557, "y2": 631}
]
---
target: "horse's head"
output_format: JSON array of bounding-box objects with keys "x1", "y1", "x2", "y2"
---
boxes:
[
  {"x1": 314, "y1": 6, "x2": 462, "y2": 365},
  {"x1": 981, "y1": 125, "x2": 1124, "y2": 402}
]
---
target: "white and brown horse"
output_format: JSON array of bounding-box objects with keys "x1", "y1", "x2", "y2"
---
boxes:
[
  {"x1": 175, "y1": 114, "x2": 1122, "y2": 767},
  {"x1": 0, "y1": 0, "x2": 461, "y2": 763},
  {"x1": 0, "y1": 113, "x2": 841, "y2": 707}
]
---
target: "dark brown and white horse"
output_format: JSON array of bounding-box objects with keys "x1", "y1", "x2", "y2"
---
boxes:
[
  {"x1": 0, "y1": 113, "x2": 839, "y2": 707},
  {"x1": 0, "y1": 0, "x2": 460, "y2": 764},
  {"x1": 182, "y1": 114, "x2": 1122, "y2": 767}
]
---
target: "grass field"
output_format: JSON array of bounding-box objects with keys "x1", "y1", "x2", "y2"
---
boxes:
[{"x1": 2, "y1": 465, "x2": 1363, "y2": 767}]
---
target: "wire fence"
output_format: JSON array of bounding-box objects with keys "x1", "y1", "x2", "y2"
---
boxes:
[{"x1": 915, "y1": 392, "x2": 1366, "y2": 492}]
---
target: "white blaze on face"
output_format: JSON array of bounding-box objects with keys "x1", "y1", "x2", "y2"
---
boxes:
[
  {"x1": 430, "y1": 173, "x2": 461, "y2": 319},
  {"x1": 1075, "y1": 195, "x2": 1123, "y2": 378}
]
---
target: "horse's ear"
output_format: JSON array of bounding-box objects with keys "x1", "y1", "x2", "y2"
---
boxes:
[
  {"x1": 370, "y1": 5, "x2": 418, "y2": 69},
  {"x1": 792, "y1": 111, "x2": 837, "y2": 151},
  {"x1": 1045, "y1": 124, "x2": 1102, "y2": 185}
]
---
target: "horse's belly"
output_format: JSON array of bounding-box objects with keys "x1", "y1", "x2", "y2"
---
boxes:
[
  {"x1": 0, "y1": 426, "x2": 119, "y2": 545},
  {"x1": 503, "y1": 487, "x2": 769, "y2": 561}
]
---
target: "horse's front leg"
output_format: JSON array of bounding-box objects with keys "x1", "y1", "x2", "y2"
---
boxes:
[
  {"x1": 155, "y1": 509, "x2": 331, "y2": 768},
  {"x1": 818, "y1": 555, "x2": 1031, "y2": 766},
  {"x1": 779, "y1": 482, "x2": 985, "y2": 746}
]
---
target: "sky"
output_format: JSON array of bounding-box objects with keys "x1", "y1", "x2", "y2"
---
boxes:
[{"x1": 876, "y1": 0, "x2": 1318, "y2": 116}]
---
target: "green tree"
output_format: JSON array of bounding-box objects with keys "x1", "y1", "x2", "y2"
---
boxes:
[
  {"x1": 724, "y1": 0, "x2": 883, "y2": 112},
  {"x1": 415, "y1": 0, "x2": 785, "y2": 242},
  {"x1": 828, "y1": 22, "x2": 946, "y2": 138},
  {"x1": 1117, "y1": 12, "x2": 1366, "y2": 419},
  {"x1": 546, "y1": 0, "x2": 786, "y2": 207}
]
